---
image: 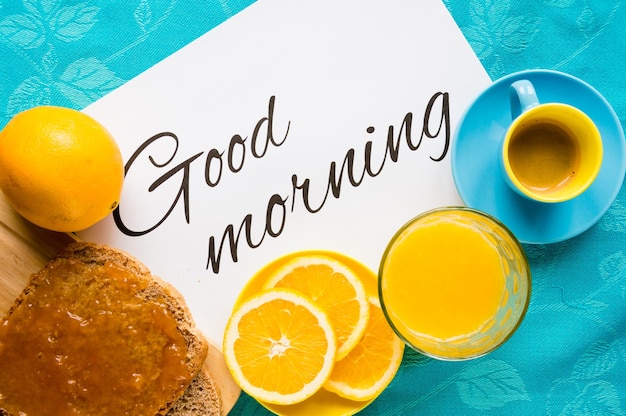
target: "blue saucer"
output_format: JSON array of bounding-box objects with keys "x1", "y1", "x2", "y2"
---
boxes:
[{"x1": 451, "y1": 70, "x2": 626, "y2": 244}]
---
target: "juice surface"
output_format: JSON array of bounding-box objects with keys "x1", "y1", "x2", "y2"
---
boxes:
[{"x1": 381, "y1": 215, "x2": 506, "y2": 345}]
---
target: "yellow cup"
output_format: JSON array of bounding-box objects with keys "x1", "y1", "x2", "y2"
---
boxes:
[
  {"x1": 501, "y1": 80, "x2": 603, "y2": 203},
  {"x1": 378, "y1": 207, "x2": 531, "y2": 360}
]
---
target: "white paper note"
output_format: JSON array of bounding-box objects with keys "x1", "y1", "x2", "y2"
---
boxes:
[{"x1": 80, "y1": 0, "x2": 491, "y2": 347}]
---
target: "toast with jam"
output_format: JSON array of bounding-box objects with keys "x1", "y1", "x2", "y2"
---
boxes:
[{"x1": 0, "y1": 242, "x2": 220, "y2": 415}]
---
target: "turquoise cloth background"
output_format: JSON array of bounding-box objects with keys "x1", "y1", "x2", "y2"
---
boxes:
[{"x1": 1, "y1": 1, "x2": 625, "y2": 414}]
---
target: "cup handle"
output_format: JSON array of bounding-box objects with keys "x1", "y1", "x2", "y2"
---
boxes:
[{"x1": 510, "y1": 79, "x2": 540, "y2": 119}]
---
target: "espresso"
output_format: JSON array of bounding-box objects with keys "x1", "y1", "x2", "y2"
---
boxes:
[{"x1": 508, "y1": 122, "x2": 580, "y2": 194}]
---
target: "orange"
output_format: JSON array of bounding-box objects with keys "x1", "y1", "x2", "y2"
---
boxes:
[
  {"x1": 223, "y1": 288, "x2": 337, "y2": 405},
  {"x1": 323, "y1": 297, "x2": 405, "y2": 401},
  {"x1": 262, "y1": 254, "x2": 369, "y2": 360},
  {"x1": 0, "y1": 106, "x2": 124, "y2": 232}
]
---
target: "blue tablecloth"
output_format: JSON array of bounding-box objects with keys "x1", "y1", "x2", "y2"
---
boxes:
[{"x1": 1, "y1": 1, "x2": 625, "y2": 415}]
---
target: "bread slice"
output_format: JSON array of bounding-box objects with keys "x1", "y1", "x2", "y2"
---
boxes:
[
  {"x1": 0, "y1": 242, "x2": 218, "y2": 415},
  {"x1": 167, "y1": 366, "x2": 222, "y2": 416}
]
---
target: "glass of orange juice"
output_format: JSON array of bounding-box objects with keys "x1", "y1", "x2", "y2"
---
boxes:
[{"x1": 378, "y1": 207, "x2": 531, "y2": 360}]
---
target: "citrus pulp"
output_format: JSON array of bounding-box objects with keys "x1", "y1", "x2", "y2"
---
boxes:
[
  {"x1": 262, "y1": 254, "x2": 370, "y2": 360},
  {"x1": 223, "y1": 288, "x2": 337, "y2": 405},
  {"x1": 324, "y1": 297, "x2": 405, "y2": 401}
]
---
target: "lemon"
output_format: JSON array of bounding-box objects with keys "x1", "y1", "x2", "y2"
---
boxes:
[{"x1": 0, "y1": 106, "x2": 124, "y2": 232}]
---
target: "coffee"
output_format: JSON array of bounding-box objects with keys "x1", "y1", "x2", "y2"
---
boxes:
[
  {"x1": 508, "y1": 122, "x2": 580, "y2": 195},
  {"x1": 501, "y1": 79, "x2": 602, "y2": 203}
]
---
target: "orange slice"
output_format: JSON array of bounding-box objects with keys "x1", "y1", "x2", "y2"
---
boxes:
[
  {"x1": 323, "y1": 297, "x2": 405, "y2": 401},
  {"x1": 223, "y1": 288, "x2": 337, "y2": 405},
  {"x1": 262, "y1": 254, "x2": 369, "y2": 360}
]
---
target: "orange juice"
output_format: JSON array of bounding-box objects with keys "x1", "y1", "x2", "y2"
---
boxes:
[{"x1": 379, "y1": 207, "x2": 531, "y2": 360}]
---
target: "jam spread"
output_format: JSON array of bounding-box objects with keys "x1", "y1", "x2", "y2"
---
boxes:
[{"x1": 0, "y1": 259, "x2": 191, "y2": 415}]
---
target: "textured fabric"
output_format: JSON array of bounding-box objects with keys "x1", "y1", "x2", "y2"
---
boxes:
[
  {"x1": 1, "y1": 1, "x2": 625, "y2": 415},
  {"x1": 0, "y1": 0, "x2": 254, "y2": 127}
]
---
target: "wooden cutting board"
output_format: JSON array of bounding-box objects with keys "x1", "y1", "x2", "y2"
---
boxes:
[{"x1": 0, "y1": 193, "x2": 240, "y2": 415}]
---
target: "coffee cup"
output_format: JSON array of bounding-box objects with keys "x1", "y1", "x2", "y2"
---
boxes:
[{"x1": 501, "y1": 79, "x2": 603, "y2": 203}]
